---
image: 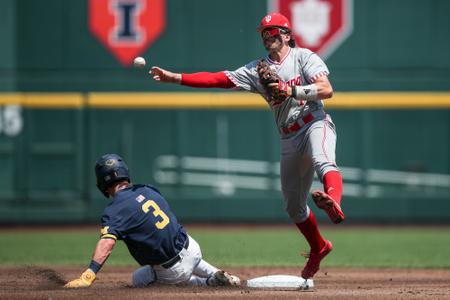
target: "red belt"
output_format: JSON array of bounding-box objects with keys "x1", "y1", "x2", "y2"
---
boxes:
[{"x1": 281, "y1": 113, "x2": 315, "y2": 134}]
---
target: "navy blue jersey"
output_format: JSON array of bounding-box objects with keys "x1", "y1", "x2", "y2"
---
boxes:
[{"x1": 100, "y1": 184, "x2": 187, "y2": 265}]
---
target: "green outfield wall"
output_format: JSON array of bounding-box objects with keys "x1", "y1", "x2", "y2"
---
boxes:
[
  {"x1": 0, "y1": 0, "x2": 449, "y2": 92},
  {"x1": 0, "y1": 0, "x2": 449, "y2": 223},
  {"x1": 0, "y1": 93, "x2": 449, "y2": 223}
]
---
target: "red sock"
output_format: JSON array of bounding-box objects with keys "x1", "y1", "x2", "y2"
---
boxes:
[
  {"x1": 295, "y1": 211, "x2": 326, "y2": 253},
  {"x1": 323, "y1": 170, "x2": 343, "y2": 205}
]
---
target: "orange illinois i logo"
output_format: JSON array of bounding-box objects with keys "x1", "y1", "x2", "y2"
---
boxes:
[{"x1": 89, "y1": 0, "x2": 166, "y2": 66}]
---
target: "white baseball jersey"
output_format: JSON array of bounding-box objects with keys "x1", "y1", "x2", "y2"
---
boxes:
[
  {"x1": 225, "y1": 47, "x2": 329, "y2": 137},
  {"x1": 226, "y1": 47, "x2": 338, "y2": 224}
]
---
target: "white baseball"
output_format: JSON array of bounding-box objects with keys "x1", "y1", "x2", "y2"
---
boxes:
[{"x1": 133, "y1": 57, "x2": 146, "y2": 68}]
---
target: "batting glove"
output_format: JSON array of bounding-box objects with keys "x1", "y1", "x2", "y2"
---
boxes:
[{"x1": 64, "y1": 269, "x2": 96, "y2": 288}]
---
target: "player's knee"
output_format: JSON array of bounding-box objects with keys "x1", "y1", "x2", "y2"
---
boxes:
[
  {"x1": 287, "y1": 208, "x2": 309, "y2": 223},
  {"x1": 283, "y1": 197, "x2": 309, "y2": 222},
  {"x1": 283, "y1": 190, "x2": 308, "y2": 223},
  {"x1": 176, "y1": 271, "x2": 192, "y2": 283},
  {"x1": 132, "y1": 265, "x2": 156, "y2": 287},
  {"x1": 313, "y1": 162, "x2": 338, "y2": 181}
]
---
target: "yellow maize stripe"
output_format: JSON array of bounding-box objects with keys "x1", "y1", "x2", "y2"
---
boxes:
[
  {"x1": 88, "y1": 92, "x2": 450, "y2": 109},
  {"x1": 0, "y1": 92, "x2": 449, "y2": 109},
  {"x1": 0, "y1": 93, "x2": 83, "y2": 108},
  {"x1": 0, "y1": 94, "x2": 21, "y2": 105},
  {"x1": 88, "y1": 92, "x2": 450, "y2": 108},
  {"x1": 88, "y1": 92, "x2": 264, "y2": 109},
  {"x1": 101, "y1": 234, "x2": 117, "y2": 240},
  {"x1": 100, "y1": 226, "x2": 110, "y2": 235},
  {"x1": 328, "y1": 92, "x2": 450, "y2": 109}
]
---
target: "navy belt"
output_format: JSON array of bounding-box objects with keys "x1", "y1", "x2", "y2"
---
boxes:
[{"x1": 161, "y1": 238, "x2": 190, "y2": 269}]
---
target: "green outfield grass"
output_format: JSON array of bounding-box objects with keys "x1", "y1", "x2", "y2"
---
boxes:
[{"x1": 0, "y1": 226, "x2": 449, "y2": 268}]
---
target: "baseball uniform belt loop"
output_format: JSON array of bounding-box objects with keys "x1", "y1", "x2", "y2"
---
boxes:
[
  {"x1": 160, "y1": 237, "x2": 190, "y2": 269},
  {"x1": 281, "y1": 113, "x2": 315, "y2": 134}
]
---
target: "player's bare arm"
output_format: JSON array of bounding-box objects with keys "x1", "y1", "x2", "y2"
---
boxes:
[
  {"x1": 150, "y1": 66, "x2": 181, "y2": 84},
  {"x1": 64, "y1": 238, "x2": 116, "y2": 288},
  {"x1": 92, "y1": 238, "x2": 116, "y2": 264},
  {"x1": 314, "y1": 76, "x2": 333, "y2": 99},
  {"x1": 286, "y1": 75, "x2": 333, "y2": 101}
]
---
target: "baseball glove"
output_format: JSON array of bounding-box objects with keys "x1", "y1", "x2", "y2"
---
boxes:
[{"x1": 256, "y1": 60, "x2": 290, "y2": 103}]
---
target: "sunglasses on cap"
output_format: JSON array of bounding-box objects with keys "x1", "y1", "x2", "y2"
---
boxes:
[{"x1": 261, "y1": 27, "x2": 288, "y2": 39}]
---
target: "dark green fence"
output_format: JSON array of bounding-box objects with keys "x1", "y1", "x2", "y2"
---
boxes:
[
  {"x1": 0, "y1": 0, "x2": 450, "y2": 91},
  {"x1": 0, "y1": 93, "x2": 448, "y2": 223},
  {"x1": 0, "y1": 0, "x2": 449, "y2": 223}
]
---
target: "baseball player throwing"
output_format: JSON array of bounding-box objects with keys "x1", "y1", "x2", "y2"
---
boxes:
[
  {"x1": 150, "y1": 12, "x2": 345, "y2": 279},
  {"x1": 64, "y1": 154, "x2": 240, "y2": 288}
]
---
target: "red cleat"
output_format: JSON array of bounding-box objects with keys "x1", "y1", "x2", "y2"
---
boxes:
[
  {"x1": 301, "y1": 239, "x2": 333, "y2": 279},
  {"x1": 312, "y1": 190, "x2": 345, "y2": 224}
]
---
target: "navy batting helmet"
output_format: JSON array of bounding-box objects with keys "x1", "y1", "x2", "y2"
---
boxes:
[{"x1": 95, "y1": 154, "x2": 130, "y2": 198}]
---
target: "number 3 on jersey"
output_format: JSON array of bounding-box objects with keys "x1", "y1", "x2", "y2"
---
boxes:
[{"x1": 141, "y1": 200, "x2": 170, "y2": 229}]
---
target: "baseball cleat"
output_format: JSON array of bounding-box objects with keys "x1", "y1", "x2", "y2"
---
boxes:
[
  {"x1": 207, "y1": 270, "x2": 241, "y2": 287},
  {"x1": 312, "y1": 190, "x2": 345, "y2": 224},
  {"x1": 301, "y1": 239, "x2": 333, "y2": 279}
]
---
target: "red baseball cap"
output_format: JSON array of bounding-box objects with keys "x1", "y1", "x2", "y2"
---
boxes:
[{"x1": 257, "y1": 13, "x2": 291, "y2": 32}]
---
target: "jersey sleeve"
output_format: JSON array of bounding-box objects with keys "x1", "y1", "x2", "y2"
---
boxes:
[
  {"x1": 181, "y1": 72, "x2": 235, "y2": 88},
  {"x1": 100, "y1": 210, "x2": 125, "y2": 240},
  {"x1": 300, "y1": 49, "x2": 330, "y2": 84},
  {"x1": 224, "y1": 60, "x2": 261, "y2": 93}
]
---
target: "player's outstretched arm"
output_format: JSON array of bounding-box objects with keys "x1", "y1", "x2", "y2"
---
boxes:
[
  {"x1": 151, "y1": 67, "x2": 235, "y2": 89},
  {"x1": 64, "y1": 238, "x2": 116, "y2": 288},
  {"x1": 150, "y1": 66, "x2": 182, "y2": 84}
]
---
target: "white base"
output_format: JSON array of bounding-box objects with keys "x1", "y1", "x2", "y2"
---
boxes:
[{"x1": 246, "y1": 275, "x2": 314, "y2": 290}]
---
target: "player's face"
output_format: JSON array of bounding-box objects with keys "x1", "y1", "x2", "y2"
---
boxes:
[{"x1": 261, "y1": 27, "x2": 286, "y2": 52}]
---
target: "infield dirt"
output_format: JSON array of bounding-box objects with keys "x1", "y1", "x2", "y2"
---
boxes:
[{"x1": 1, "y1": 266, "x2": 449, "y2": 300}]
